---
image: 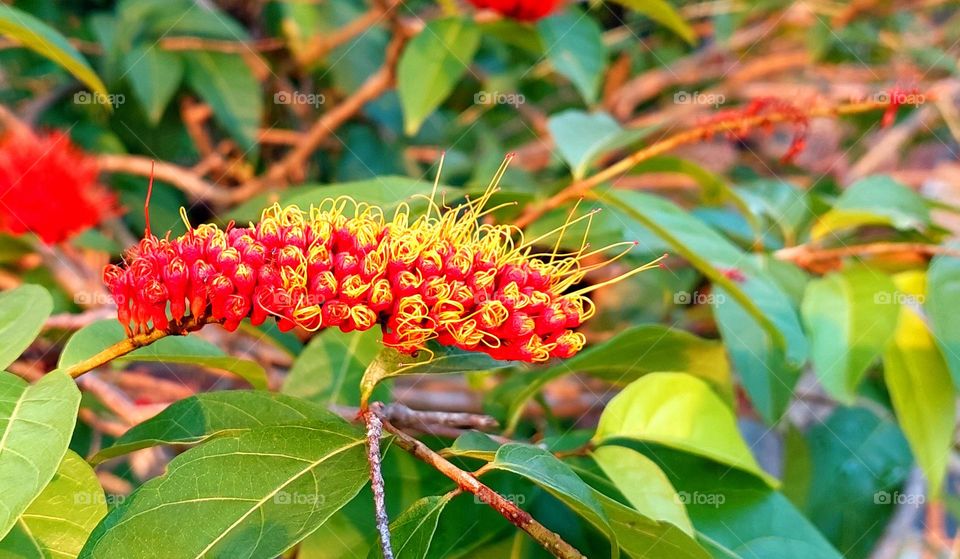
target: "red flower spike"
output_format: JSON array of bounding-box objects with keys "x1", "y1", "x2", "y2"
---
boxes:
[
  {"x1": 0, "y1": 129, "x2": 115, "y2": 244},
  {"x1": 103, "y1": 166, "x2": 665, "y2": 363},
  {"x1": 468, "y1": 0, "x2": 560, "y2": 21}
]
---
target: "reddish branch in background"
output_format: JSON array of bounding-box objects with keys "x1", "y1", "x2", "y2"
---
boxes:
[
  {"x1": 700, "y1": 97, "x2": 810, "y2": 163},
  {"x1": 103, "y1": 162, "x2": 663, "y2": 363},
  {"x1": 468, "y1": 0, "x2": 561, "y2": 21},
  {"x1": 0, "y1": 129, "x2": 115, "y2": 243}
]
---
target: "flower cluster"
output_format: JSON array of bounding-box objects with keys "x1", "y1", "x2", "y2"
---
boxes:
[
  {"x1": 467, "y1": 0, "x2": 560, "y2": 22},
  {"x1": 104, "y1": 177, "x2": 658, "y2": 363},
  {"x1": 0, "y1": 128, "x2": 114, "y2": 243}
]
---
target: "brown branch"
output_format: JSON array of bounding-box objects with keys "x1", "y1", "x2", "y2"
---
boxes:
[
  {"x1": 377, "y1": 409, "x2": 585, "y2": 559},
  {"x1": 775, "y1": 242, "x2": 960, "y2": 269},
  {"x1": 96, "y1": 154, "x2": 232, "y2": 205},
  {"x1": 61, "y1": 317, "x2": 210, "y2": 379},
  {"x1": 244, "y1": 31, "x2": 407, "y2": 195},
  {"x1": 513, "y1": 99, "x2": 895, "y2": 230},
  {"x1": 364, "y1": 406, "x2": 394, "y2": 559},
  {"x1": 159, "y1": 37, "x2": 285, "y2": 53},
  {"x1": 296, "y1": 8, "x2": 388, "y2": 65}
]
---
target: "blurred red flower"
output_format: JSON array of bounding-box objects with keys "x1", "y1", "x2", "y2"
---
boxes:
[
  {"x1": 0, "y1": 129, "x2": 114, "y2": 244},
  {"x1": 468, "y1": 0, "x2": 560, "y2": 21}
]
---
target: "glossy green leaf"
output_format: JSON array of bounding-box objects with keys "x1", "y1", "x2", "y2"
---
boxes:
[
  {"x1": 183, "y1": 51, "x2": 262, "y2": 155},
  {"x1": 0, "y1": 284, "x2": 53, "y2": 370},
  {"x1": 602, "y1": 189, "x2": 806, "y2": 422},
  {"x1": 737, "y1": 179, "x2": 812, "y2": 246},
  {"x1": 609, "y1": 0, "x2": 696, "y2": 44},
  {"x1": 491, "y1": 325, "x2": 732, "y2": 434},
  {"x1": 598, "y1": 493, "x2": 709, "y2": 559},
  {"x1": 927, "y1": 254, "x2": 960, "y2": 388},
  {"x1": 646, "y1": 449, "x2": 842, "y2": 559},
  {"x1": 0, "y1": 4, "x2": 108, "y2": 99},
  {"x1": 792, "y1": 407, "x2": 912, "y2": 558},
  {"x1": 592, "y1": 445, "x2": 693, "y2": 534},
  {"x1": 369, "y1": 494, "x2": 454, "y2": 559},
  {"x1": 594, "y1": 373, "x2": 777, "y2": 486},
  {"x1": 0, "y1": 451, "x2": 106, "y2": 558},
  {"x1": 548, "y1": 110, "x2": 657, "y2": 179},
  {"x1": 883, "y1": 271, "x2": 954, "y2": 497},
  {"x1": 123, "y1": 45, "x2": 183, "y2": 124},
  {"x1": 283, "y1": 328, "x2": 381, "y2": 406},
  {"x1": 801, "y1": 267, "x2": 899, "y2": 402},
  {"x1": 811, "y1": 175, "x2": 930, "y2": 240},
  {"x1": 398, "y1": 17, "x2": 481, "y2": 135},
  {"x1": 91, "y1": 390, "x2": 334, "y2": 464},
  {"x1": 632, "y1": 156, "x2": 760, "y2": 238},
  {"x1": 488, "y1": 443, "x2": 620, "y2": 558},
  {"x1": 360, "y1": 345, "x2": 511, "y2": 405},
  {"x1": 0, "y1": 370, "x2": 81, "y2": 540},
  {"x1": 58, "y1": 320, "x2": 268, "y2": 389},
  {"x1": 538, "y1": 9, "x2": 607, "y2": 104},
  {"x1": 80, "y1": 421, "x2": 368, "y2": 559}
]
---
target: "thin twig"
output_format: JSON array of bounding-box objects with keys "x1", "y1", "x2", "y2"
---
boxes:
[
  {"x1": 97, "y1": 154, "x2": 231, "y2": 205},
  {"x1": 61, "y1": 317, "x2": 210, "y2": 379},
  {"x1": 365, "y1": 405, "x2": 394, "y2": 559},
  {"x1": 378, "y1": 412, "x2": 585, "y2": 559},
  {"x1": 513, "y1": 99, "x2": 897, "y2": 229},
  {"x1": 775, "y1": 242, "x2": 960, "y2": 268}
]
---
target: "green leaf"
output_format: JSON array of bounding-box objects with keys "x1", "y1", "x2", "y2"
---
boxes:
[
  {"x1": 647, "y1": 449, "x2": 842, "y2": 559},
  {"x1": 713, "y1": 277, "x2": 806, "y2": 423},
  {"x1": 488, "y1": 443, "x2": 620, "y2": 558},
  {"x1": 592, "y1": 445, "x2": 693, "y2": 534},
  {"x1": 601, "y1": 190, "x2": 792, "y2": 354},
  {"x1": 91, "y1": 390, "x2": 334, "y2": 464},
  {"x1": 398, "y1": 17, "x2": 481, "y2": 135},
  {"x1": 927, "y1": 254, "x2": 960, "y2": 388},
  {"x1": 58, "y1": 320, "x2": 268, "y2": 389},
  {"x1": 792, "y1": 407, "x2": 912, "y2": 558},
  {"x1": 369, "y1": 494, "x2": 454, "y2": 559},
  {"x1": 547, "y1": 110, "x2": 657, "y2": 179},
  {"x1": 0, "y1": 284, "x2": 53, "y2": 370},
  {"x1": 594, "y1": 373, "x2": 777, "y2": 486},
  {"x1": 737, "y1": 179, "x2": 812, "y2": 245},
  {"x1": 80, "y1": 421, "x2": 369, "y2": 558},
  {"x1": 811, "y1": 175, "x2": 930, "y2": 240},
  {"x1": 225, "y1": 177, "x2": 440, "y2": 224},
  {"x1": 631, "y1": 156, "x2": 761, "y2": 239},
  {"x1": 123, "y1": 45, "x2": 183, "y2": 124},
  {"x1": 0, "y1": 451, "x2": 107, "y2": 558},
  {"x1": 491, "y1": 325, "x2": 732, "y2": 434},
  {"x1": 598, "y1": 493, "x2": 710, "y2": 559},
  {"x1": 0, "y1": 4, "x2": 108, "y2": 99},
  {"x1": 443, "y1": 431, "x2": 502, "y2": 461},
  {"x1": 883, "y1": 271, "x2": 954, "y2": 497},
  {"x1": 183, "y1": 51, "x2": 262, "y2": 155},
  {"x1": 608, "y1": 0, "x2": 696, "y2": 44},
  {"x1": 360, "y1": 345, "x2": 511, "y2": 406},
  {"x1": 0, "y1": 370, "x2": 81, "y2": 540},
  {"x1": 283, "y1": 328, "x2": 381, "y2": 406},
  {"x1": 601, "y1": 190, "x2": 807, "y2": 421},
  {"x1": 537, "y1": 9, "x2": 607, "y2": 104},
  {"x1": 801, "y1": 267, "x2": 899, "y2": 402}
]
